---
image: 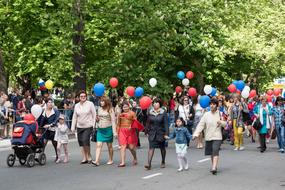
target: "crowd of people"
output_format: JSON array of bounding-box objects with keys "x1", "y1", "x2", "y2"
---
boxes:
[{"x1": 1, "y1": 87, "x2": 285, "y2": 175}]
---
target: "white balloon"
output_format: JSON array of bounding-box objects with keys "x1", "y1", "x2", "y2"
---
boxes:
[
  {"x1": 182, "y1": 78, "x2": 189, "y2": 86},
  {"x1": 204, "y1": 85, "x2": 212, "y2": 95},
  {"x1": 149, "y1": 78, "x2": 157, "y2": 87},
  {"x1": 243, "y1": 86, "x2": 250, "y2": 92},
  {"x1": 241, "y1": 89, "x2": 250, "y2": 98},
  {"x1": 31, "y1": 105, "x2": 43, "y2": 119}
]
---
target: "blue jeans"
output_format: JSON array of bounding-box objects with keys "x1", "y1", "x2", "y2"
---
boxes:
[{"x1": 276, "y1": 125, "x2": 285, "y2": 150}]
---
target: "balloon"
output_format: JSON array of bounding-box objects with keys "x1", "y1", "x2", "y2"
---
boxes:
[
  {"x1": 109, "y1": 77, "x2": 119, "y2": 88},
  {"x1": 199, "y1": 95, "x2": 210, "y2": 108},
  {"x1": 188, "y1": 87, "x2": 197, "y2": 97},
  {"x1": 249, "y1": 90, "x2": 257, "y2": 98},
  {"x1": 45, "y1": 80, "x2": 54, "y2": 90},
  {"x1": 177, "y1": 71, "x2": 185, "y2": 80},
  {"x1": 241, "y1": 89, "x2": 249, "y2": 98},
  {"x1": 204, "y1": 85, "x2": 212, "y2": 95},
  {"x1": 236, "y1": 90, "x2": 241, "y2": 95},
  {"x1": 236, "y1": 80, "x2": 245, "y2": 91},
  {"x1": 139, "y1": 96, "x2": 152, "y2": 110},
  {"x1": 243, "y1": 86, "x2": 250, "y2": 92},
  {"x1": 211, "y1": 87, "x2": 217, "y2": 96},
  {"x1": 135, "y1": 87, "x2": 144, "y2": 97},
  {"x1": 228, "y1": 84, "x2": 237, "y2": 93},
  {"x1": 283, "y1": 91, "x2": 285, "y2": 98},
  {"x1": 126, "y1": 86, "x2": 135, "y2": 97},
  {"x1": 186, "y1": 71, "x2": 194, "y2": 79},
  {"x1": 39, "y1": 86, "x2": 46, "y2": 91},
  {"x1": 175, "y1": 86, "x2": 183, "y2": 94},
  {"x1": 232, "y1": 80, "x2": 239, "y2": 87},
  {"x1": 149, "y1": 78, "x2": 157, "y2": 87},
  {"x1": 31, "y1": 105, "x2": 43, "y2": 119},
  {"x1": 267, "y1": 95, "x2": 272, "y2": 102},
  {"x1": 273, "y1": 89, "x2": 281, "y2": 96},
  {"x1": 93, "y1": 83, "x2": 105, "y2": 97},
  {"x1": 182, "y1": 78, "x2": 190, "y2": 86},
  {"x1": 267, "y1": 89, "x2": 273, "y2": 96},
  {"x1": 38, "y1": 79, "x2": 45, "y2": 87}
]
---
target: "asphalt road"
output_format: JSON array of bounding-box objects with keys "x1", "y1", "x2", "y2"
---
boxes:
[{"x1": 0, "y1": 135, "x2": 284, "y2": 190}]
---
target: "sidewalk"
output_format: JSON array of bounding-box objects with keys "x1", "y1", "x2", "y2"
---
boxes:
[{"x1": 0, "y1": 139, "x2": 11, "y2": 148}]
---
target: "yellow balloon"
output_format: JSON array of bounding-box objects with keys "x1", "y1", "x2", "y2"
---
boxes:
[{"x1": 45, "y1": 80, "x2": 54, "y2": 90}]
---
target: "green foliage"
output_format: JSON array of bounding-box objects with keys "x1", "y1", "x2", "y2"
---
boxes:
[{"x1": 1, "y1": 0, "x2": 284, "y2": 97}]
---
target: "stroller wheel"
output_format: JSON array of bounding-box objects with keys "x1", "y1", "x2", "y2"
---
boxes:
[
  {"x1": 26, "y1": 154, "x2": 35, "y2": 167},
  {"x1": 19, "y1": 158, "x2": 26, "y2": 165},
  {"x1": 38, "y1": 153, "x2": 46, "y2": 165},
  {"x1": 7, "y1": 154, "x2": 16, "y2": 167}
]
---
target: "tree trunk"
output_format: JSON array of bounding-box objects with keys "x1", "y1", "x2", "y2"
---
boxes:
[
  {"x1": 0, "y1": 50, "x2": 7, "y2": 93},
  {"x1": 73, "y1": 0, "x2": 86, "y2": 92},
  {"x1": 193, "y1": 58, "x2": 205, "y2": 93}
]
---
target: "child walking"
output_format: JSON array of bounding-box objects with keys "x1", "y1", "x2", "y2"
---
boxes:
[
  {"x1": 168, "y1": 117, "x2": 192, "y2": 172},
  {"x1": 54, "y1": 114, "x2": 69, "y2": 163}
]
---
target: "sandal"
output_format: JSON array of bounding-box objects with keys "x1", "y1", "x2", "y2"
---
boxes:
[
  {"x1": 106, "y1": 161, "x2": 113, "y2": 165},
  {"x1": 80, "y1": 160, "x2": 88, "y2": 164},
  {"x1": 91, "y1": 161, "x2": 100, "y2": 166},
  {"x1": 118, "y1": 164, "x2": 126, "y2": 167},
  {"x1": 144, "y1": 165, "x2": 151, "y2": 170},
  {"x1": 160, "y1": 163, "x2": 166, "y2": 168}
]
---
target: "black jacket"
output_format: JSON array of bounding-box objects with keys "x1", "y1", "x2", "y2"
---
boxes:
[{"x1": 145, "y1": 109, "x2": 169, "y2": 143}]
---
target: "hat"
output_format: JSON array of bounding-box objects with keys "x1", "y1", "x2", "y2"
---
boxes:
[{"x1": 59, "y1": 114, "x2": 65, "y2": 120}]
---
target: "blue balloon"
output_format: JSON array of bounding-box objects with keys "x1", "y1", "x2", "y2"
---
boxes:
[
  {"x1": 135, "y1": 87, "x2": 144, "y2": 97},
  {"x1": 211, "y1": 87, "x2": 217, "y2": 96},
  {"x1": 282, "y1": 91, "x2": 285, "y2": 98},
  {"x1": 236, "y1": 80, "x2": 245, "y2": 91},
  {"x1": 38, "y1": 81, "x2": 45, "y2": 87},
  {"x1": 199, "y1": 95, "x2": 210, "y2": 108},
  {"x1": 93, "y1": 83, "x2": 105, "y2": 97},
  {"x1": 177, "y1": 71, "x2": 185, "y2": 80},
  {"x1": 232, "y1": 80, "x2": 239, "y2": 87}
]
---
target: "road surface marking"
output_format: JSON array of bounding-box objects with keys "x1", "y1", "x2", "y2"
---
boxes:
[
  {"x1": 197, "y1": 158, "x2": 211, "y2": 163},
  {"x1": 142, "y1": 173, "x2": 163, "y2": 179}
]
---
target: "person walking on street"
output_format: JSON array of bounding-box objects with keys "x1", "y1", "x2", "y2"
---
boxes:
[
  {"x1": 144, "y1": 98, "x2": 169, "y2": 170},
  {"x1": 92, "y1": 96, "x2": 117, "y2": 166},
  {"x1": 193, "y1": 99, "x2": 226, "y2": 175},
  {"x1": 71, "y1": 91, "x2": 96, "y2": 164}
]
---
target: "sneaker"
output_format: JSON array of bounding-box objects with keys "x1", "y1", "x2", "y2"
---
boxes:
[
  {"x1": 56, "y1": 159, "x2": 61, "y2": 164},
  {"x1": 234, "y1": 147, "x2": 239, "y2": 151},
  {"x1": 280, "y1": 149, "x2": 284, "y2": 153},
  {"x1": 266, "y1": 139, "x2": 270, "y2": 143},
  {"x1": 239, "y1": 146, "x2": 245, "y2": 151},
  {"x1": 184, "y1": 164, "x2": 189, "y2": 170}
]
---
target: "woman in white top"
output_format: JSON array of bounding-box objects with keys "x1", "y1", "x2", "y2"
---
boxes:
[
  {"x1": 92, "y1": 96, "x2": 117, "y2": 166},
  {"x1": 71, "y1": 91, "x2": 96, "y2": 164}
]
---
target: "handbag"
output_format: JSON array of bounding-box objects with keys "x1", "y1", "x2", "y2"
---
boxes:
[
  {"x1": 252, "y1": 118, "x2": 262, "y2": 130},
  {"x1": 131, "y1": 119, "x2": 144, "y2": 132},
  {"x1": 91, "y1": 127, "x2": 97, "y2": 142}
]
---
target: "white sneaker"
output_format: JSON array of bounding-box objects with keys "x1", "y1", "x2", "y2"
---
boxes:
[
  {"x1": 279, "y1": 149, "x2": 284, "y2": 153},
  {"x1": 234, "y1": 147, "x2": 239, "y2": 151},
  {"x1": 239, "y1": 146, "x2": 245, "y2": 151},
  {"x1": 266, "y1": 139, "x2": 270, "y2": 143},
  {"x1": 184, "y1": 164, "x2": 189, "y2": 171},
  {"x1": 177, "y1": 168, "x2": 183, "y2": 172}
]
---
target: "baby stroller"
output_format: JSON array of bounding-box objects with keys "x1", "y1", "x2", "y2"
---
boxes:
[{"x1": 6, "y1": 114, "x2": 46, "y2": 167}]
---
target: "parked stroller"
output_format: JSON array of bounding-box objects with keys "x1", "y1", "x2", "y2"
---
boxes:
[{"x1": 7, "y1": 114, "x2": 46, "y2": 167}]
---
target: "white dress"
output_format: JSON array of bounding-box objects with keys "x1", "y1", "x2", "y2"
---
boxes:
[{"x1": 54, "y1": 124, "x2": 69, "y2": 144}]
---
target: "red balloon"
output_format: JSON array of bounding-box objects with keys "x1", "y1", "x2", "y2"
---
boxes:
[
  {"x1": 249, "y1": 90, "x2": 257, "y2": 98},
  {"x1": 188, "y1": 87, "x2": 197, "y2": 97},
  {"x1": 126, "y1": 86, "x2": 135, "y2": 97},
  {"x1": 109, "y1": 77, "x2": 119, "y2": 88},
  {"x1": 267, "y1": 89, "x2": 273, "y2": 96},
  {"x1": 228, "y1": 84, "x2": 237, "y2": 93},
  {"x1": 273, "y1": 89, "x2": 281, "y2": 96},
  {"x1": 139, "y1": 96, "x2": 152, "y2": 110},
  {"x1": 175, "y1": 86, "x2": 183, "y2": 94},
  {"x1": 186, "y1": 71, "x2": 194, "y2": 79},
  {"x1": 267, "y1": 95, "x2": 272, "y2": 102},
  {"x1": 39, "y1": 86, "x2": 46, "y2": 91}
]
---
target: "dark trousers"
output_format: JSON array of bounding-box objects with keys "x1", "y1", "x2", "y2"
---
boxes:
[{"x1": 259, "y1": 133, "x2": 267, "y2": 152}]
